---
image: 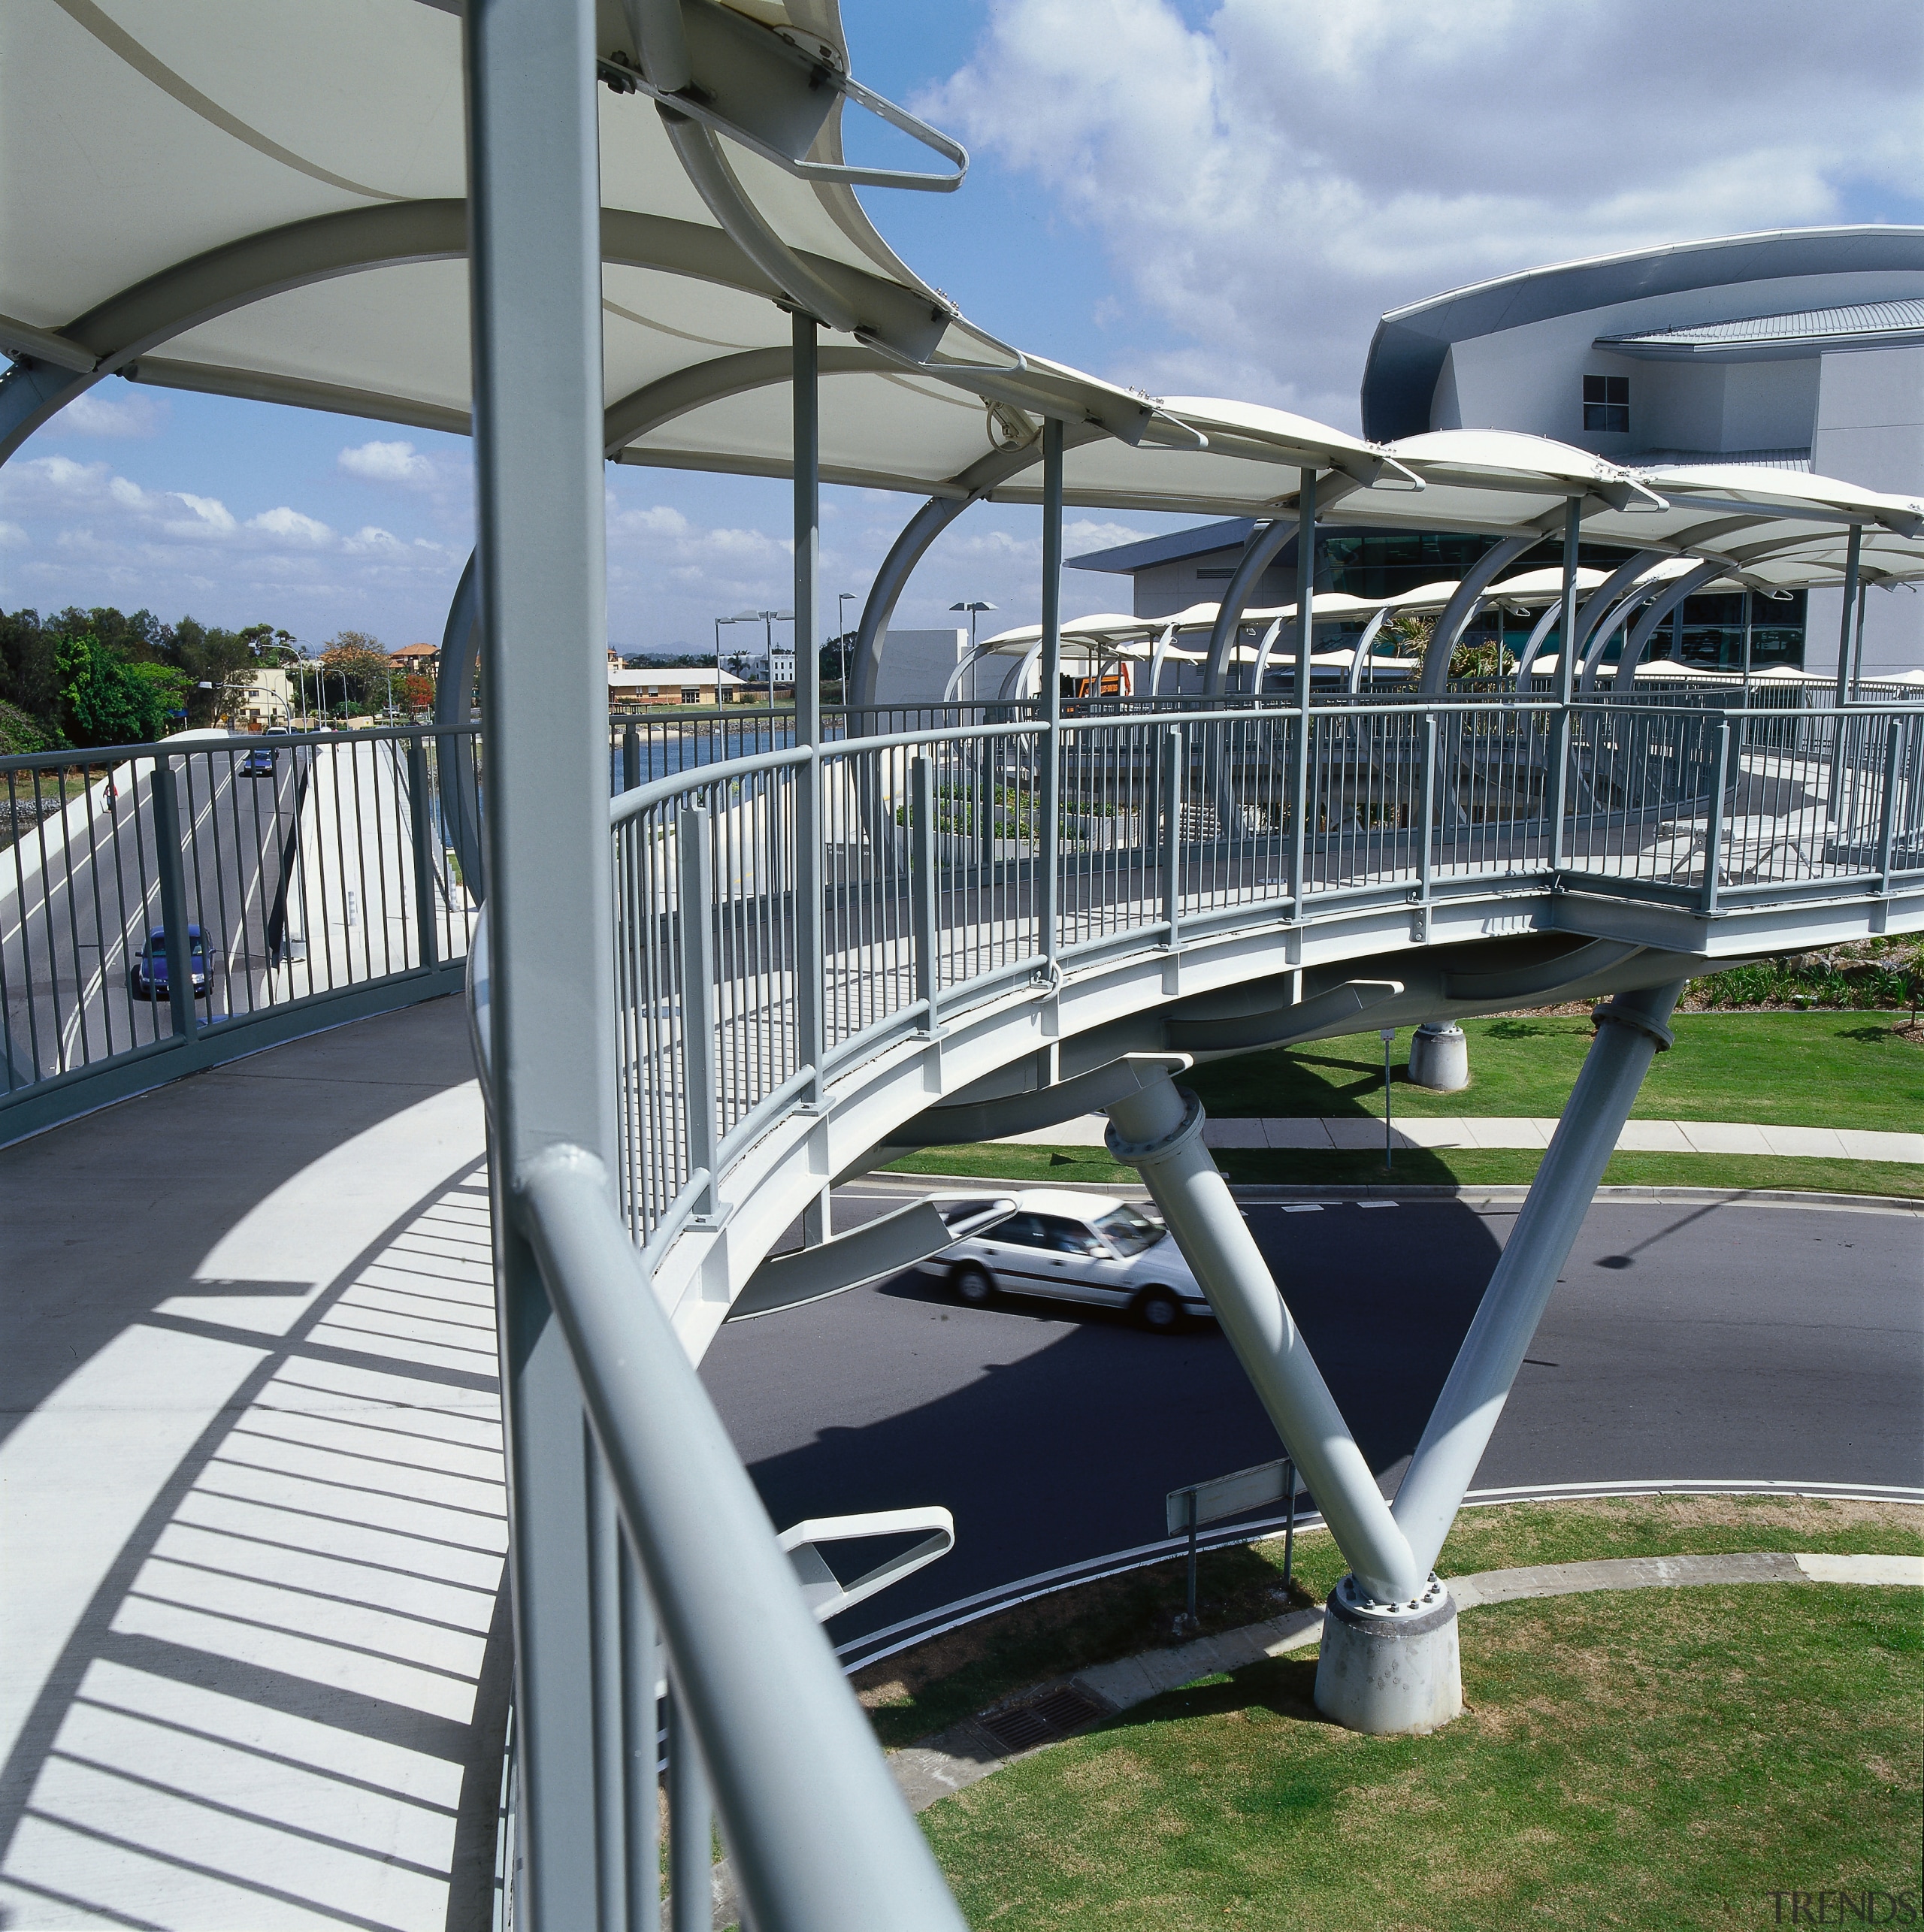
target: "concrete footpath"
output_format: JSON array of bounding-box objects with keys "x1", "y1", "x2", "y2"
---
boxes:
[
  {"x1": 0, "y1": 998, "x2": 502, "y2": 1932},
  {"x1": 991, "y1": 1114, "x2": 1924, "y2": 1163}
]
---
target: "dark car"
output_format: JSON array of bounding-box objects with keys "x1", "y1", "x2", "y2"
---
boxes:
[
  {"x1": 240, "y1": 745, "x2": 277, "y2": 776},
  {"x1": 131, "y1": 925, "x2": 213, "y2": 999}
]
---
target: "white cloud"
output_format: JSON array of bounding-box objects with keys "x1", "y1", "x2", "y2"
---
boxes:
[
  {"x1": 338, "y1": 439, "x2": 435, "y2": 486},
  {"x1": 59, "y1": 387, "x2": 169, "y2": 438},
  {"x1": 924, "y1": 0, "x2": 1924, "y2": 422},
  {"x1": 172, "y1": 493, "x2": 237, "y2": 534},
  {"x1": 247, "y1": 506, "x2": 334, "y2": 545},
  {"x1": 0, "y1": 452, "x2": 464, "y2": 640}
]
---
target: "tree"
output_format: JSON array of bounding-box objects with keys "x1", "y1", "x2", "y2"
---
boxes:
[
  {"x1": 320, "y1": 632, "x2": 392, "y2": 712},
  {"x1": 54, "y1": 630, "x2": 171, "y2": 746},
  {"x1": 3, "y1": 604, "x2": 299, "y2": 739},
  {"x1": 821, "y1": 630, "x2": 856, "y2": 684}
]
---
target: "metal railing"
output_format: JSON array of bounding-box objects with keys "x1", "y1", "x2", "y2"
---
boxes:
[
  {"x1": 605, "y1": 694, "x2": 1922, "y2": 1256},
  {"x1": 512, "y1": 1145, "x2": 967, "y2": 1932},
  {"x1": 1, "y1": 723, "x2": 480, "y2": 1139}
]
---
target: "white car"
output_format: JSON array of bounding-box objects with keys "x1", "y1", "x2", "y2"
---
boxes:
[{"x1": 919, "y1": 1189, "x2": 1213, "y2": 1333}]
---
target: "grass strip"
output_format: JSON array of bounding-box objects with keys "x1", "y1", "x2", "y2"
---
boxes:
[
  {"x1": 856, "y1": 1495, "x2": 1922, "y2": 1752},
  {"x1": 885, "y1": 1142, "x2": 1924, "y2": 1199},
  {"x1": 922, "y1": 1581, "x2": 1922, "y2": 1930},
  {"x1": 1182, "y1": 1012, "x2": 1922, "y2": 1132}
]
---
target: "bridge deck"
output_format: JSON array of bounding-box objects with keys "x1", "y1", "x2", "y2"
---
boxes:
[{"x1": 0, "y1": 1001, "x2": 504, "y2": 1932}]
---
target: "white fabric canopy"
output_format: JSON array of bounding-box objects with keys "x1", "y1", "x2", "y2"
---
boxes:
[{"x1": 5, "y1": 2, "x2": 1923, "y2": 590}]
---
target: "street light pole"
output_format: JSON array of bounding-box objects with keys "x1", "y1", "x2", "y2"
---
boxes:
[
  {"x1": 949, "y1": 599, "x2": 997, "y2": 652},
  {"x1": 837, "y1": 591, "x2": 856, "y2": 685}
]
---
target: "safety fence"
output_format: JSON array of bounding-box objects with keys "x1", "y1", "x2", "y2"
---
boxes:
[
  {"x1": 0, "y1": 724, "x2": 480, "y2": 1139},
  {"x1": 607, "y1": 697, "x2": 1922, "y2": 1248}
]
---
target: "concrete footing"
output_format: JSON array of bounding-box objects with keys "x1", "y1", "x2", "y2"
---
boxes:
[
  {"x1": 1408, "y1": 1021, "x2": 1469, "y2": 1092},
  {"x1": 1313, "y1": 1573, "x2": 1463, "y2": 1734}
]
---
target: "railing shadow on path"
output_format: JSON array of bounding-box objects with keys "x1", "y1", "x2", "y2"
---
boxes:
[{"x1": 0, "y1": 999, "x2": 508, "y2": 1932}]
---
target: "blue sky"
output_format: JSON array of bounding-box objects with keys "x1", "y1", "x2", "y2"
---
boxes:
[{"x1": 5, "y1": 0, "x2": 1920, "y2": 657}]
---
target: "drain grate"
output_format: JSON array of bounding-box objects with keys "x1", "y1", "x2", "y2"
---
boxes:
[{"x1": 976, "y1": 1685, "x2": 1103, "y2": 1755}]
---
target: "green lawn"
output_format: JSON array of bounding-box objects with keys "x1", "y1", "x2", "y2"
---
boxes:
[
  {"x1": 886, "y1": 1142, "x2": 1924, "y2": 1199},
  {"x1": 922, "y1": 1581, "x2": 1922, "y2": 1930},
  {"x1": 1182, "y1": 1011, "x2": 1922, "y2": 1131},
  {"x1": 858, "y1": 1495, "x2": 1922, "y2": 1754}
]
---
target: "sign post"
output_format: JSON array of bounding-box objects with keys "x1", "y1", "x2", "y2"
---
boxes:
[
  {"x1": 1166, "y1": 1456, "x2": 1305, "y2": 1633},
  {"x1": 1380, "y1": 1025, "x2": 1397, "y2": 1171}
]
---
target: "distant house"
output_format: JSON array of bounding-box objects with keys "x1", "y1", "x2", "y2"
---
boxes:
[
  {"x1": 389, "y1": 642, "x2": 439, "y2": 673},
  {"x1": 227, "y1": 665, "x2": 293, "y2": 730},
  {"x1": 607, "y1": 664, "x2": 747, "y2": 709}
]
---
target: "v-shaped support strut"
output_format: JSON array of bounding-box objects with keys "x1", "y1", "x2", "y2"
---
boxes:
[{"x1": 1104, "y1": 981, "x2": 1687, "y2": 1725}]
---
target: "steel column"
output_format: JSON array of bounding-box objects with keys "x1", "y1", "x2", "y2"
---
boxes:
[
  {"x1": 1417, "y1": 532, "x2": 1535, "y2": 694},
  {"x1": 1346, "y1": 606, "x2": 1392, "y2": 694},
  {"x1": 1617, "y1": 558, "x2": 1722, "y2": 686},
  {"x1": 619, "y1": 1538, "x2": 660, "y2": 1932},
  {"x1": 1161, "y1": 723, "x2": 1182, "y2": 948},
  {"x1": 1877, "y1": 717, "x2": 1902, "y2": 896},
  {"x1": 1106, "y1": 1072, "x2": 1423, "y2": 1605},
  {"x1": 910, "y1": 754, "x2": 938, "y2": 1031},
  {"x1": 1834, "y1": 525, "x2": 1862, "y2": 705},
  {"x1": 1850, "y1": 580, "x2": 1870, "y2": 700},
  {"x1": 1547, "y1": 500, "x2": 1581, "y2": 866},
  {"x1": 522, "y1": 1150, "x2": 967, "y2": 1930},
  {"x1": 1508, "y1": 600, "x2": 1564, "y2": 694},
  {"x1": 434, "y1": 548, "x2": 486, "y2": 893},
  {"x1": 149, "y1": 757, "x2": 196, "y2": 1045},
  {"x1": 1037, "y1": 416, "x2": 1063, "y2": 964},
  {"x1": 667, "y1": 1684, "x2": 712, "y2": 1932},
  {"x1": 406, "y1": 737, "x2": 440, "y2": 970},
  {"x1": 1288, "y1": 468, "x2": 1317, "y2": 909},
  {"x1": 465, "y1": 0, "x2": 613, "y2": 1922},
  {"x1": 678, "y1": 806, "x2": 718, "y2": 1213},
  {"x1": 1701, "y1": 719, "x2": 1732, "y2": 918},
  {"x1": 1203, "y1": 517, "x2": 1295, "y2": 694},
  {"x1": 792, "y1": 312, "x2": 824, "y2": 1104},
  {"x1": 1390, "y1": 981, "x2": 1688, "y2": 1577}
]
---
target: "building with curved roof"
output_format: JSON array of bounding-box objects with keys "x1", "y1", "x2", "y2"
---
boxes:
[
  {"x1": 1360, "y1": 228, "x2": 1924, "y2": 678},
  {"x1": 1078, "y1": 228, "x2": 1923, "y2": 680}
]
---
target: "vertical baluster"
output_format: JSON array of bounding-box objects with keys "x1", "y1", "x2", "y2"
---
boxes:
[
  {"x1": 678, "y1": 806, "x2": 717, "y2": 1214},
  {"x1": 667, "y1": 1682, "x2": 712, "y2": 1932}
]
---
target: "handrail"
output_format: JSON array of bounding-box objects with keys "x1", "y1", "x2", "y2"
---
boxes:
[
  {"x1": 2, "y1": 721, "x2": 481, "y2": 1141},
  {"x1": 607, "y1": 694, "x2": 1922, "y2": 1280},
  {"x1": 519, "y1": 1146, "x2": 966, "y2": 1931}
]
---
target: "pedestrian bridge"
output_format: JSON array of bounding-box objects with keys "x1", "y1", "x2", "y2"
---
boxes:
[{"x1": 5, "y1": 0, "x2": 1924, "y2": 1924}]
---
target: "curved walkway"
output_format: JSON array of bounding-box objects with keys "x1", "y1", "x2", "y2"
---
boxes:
[{"x1": 0, "y1": 999, "x2": 501, "y2": 1932}]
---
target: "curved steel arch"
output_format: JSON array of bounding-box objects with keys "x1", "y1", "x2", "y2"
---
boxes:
[
  {"x1": 849, "y1": 424, "x2": 1108, "y2": 710},
  {"x1": 602, "y1": 343, "x2": 892, "y2": 450},
  {"x1": 0, "y1": 195, "x2": 960, "y2": 464},
  {"x1": 1202, "y1": 518, "x2": 1297, "y2": 695},
  {"x1": 1416, "y1": 532, "x2": 1537, "y2": 694}
]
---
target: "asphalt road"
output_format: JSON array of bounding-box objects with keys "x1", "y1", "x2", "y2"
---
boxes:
[
  {"x1": 2, "y1": 745, "x2": 307, "y2": 1082},
  {"x1": 701, "y1": 1185, "x2": 1924, "y2": 1644}
]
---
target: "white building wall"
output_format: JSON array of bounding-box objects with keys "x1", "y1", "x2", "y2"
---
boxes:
[
  {"x1": 1427, "y1": 267, "x2": 1919, "y2": 457},
  {"x1": 1809, "y1": 344, "x2": 1924, "y2": 680},
  {"x1": 875, "y1": 627, "x2": 970, "y2": 706},
  {"x1": 1721, "y1": 358, "x2": 1820, "y2": 451}
]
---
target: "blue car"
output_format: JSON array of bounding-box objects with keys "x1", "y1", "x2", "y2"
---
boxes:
[
  {"x1": 131, "y1": 925, "x2": 213, "y2": 999},
  {"x1": 240, "y1": 746, "x2": 277, "y2": 776}
]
